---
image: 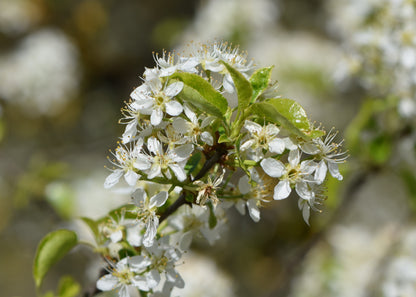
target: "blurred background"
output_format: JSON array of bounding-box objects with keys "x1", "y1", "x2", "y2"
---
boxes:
[{"x1": 1, "y1": 0, "x2": 416, "y2": 296}]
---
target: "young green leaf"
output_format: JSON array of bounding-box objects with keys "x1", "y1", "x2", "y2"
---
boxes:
[
  {"x1": 80, "y1": 217, "x2": 100, "y2": 244},
  {"x1": 170, "y1": 72, "x2": 228, "y2": 117},
  {"x1": 58, "y1": 276, "x2": 81, "y2": 297},
  {"x1": 221, "y1": 61, "x2": 253, "y2": 110},
  {"x1": 33, "y1": 230, "x2": 78, "y2": 289},
  {"x1": 250, "y1": 99, "x2": 316, "y2": 140},
  {"x1": 184, "y1": 151, "x2": 202, "y2": 175},
  {"x1": 249, "y1": 66, "x2": 274, "y2": 102}
]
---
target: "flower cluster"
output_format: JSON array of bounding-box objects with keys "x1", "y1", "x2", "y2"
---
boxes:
[
  {"x1": 95, "y1": 41, "x2": 346, "y2": 297},
  {"x1": 331, "y1": 0, "x2": 416, "y2": 118}
]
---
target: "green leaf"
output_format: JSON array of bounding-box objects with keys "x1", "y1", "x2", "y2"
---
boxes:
[
  {"x1": 33, "y1": 230, "x2": 78, "y2": 289},
  {"x1": 170, "y1": 72, "x2": 228, "y2": 117},
  {"x1": 250, "y1": 100, "x2": 312, "y2": 140},
  {"x1": 58, "y1": 276, "x2": 81, "y2": 297},
  {"x1": 268, "y1": 98, "x2": 310, "y2": 131},
  {"x1": 184, "y1": 151, "x2": 202, "y2": 175},
  {"x1": 218, "y1": 134, "x2": 231, "y2": 143},
  {"x1": 208, "y1": 203, "x2": 217, "y2": 229},
  {"x1": 221, "y1": 61, "x2": 253, "y2": 110},
  {"x1": 249, "y1": 66, "x2": 274, "y2": 102},
  {"x1": 80, "y1": 217, "x2": 100, "y2": 244}
]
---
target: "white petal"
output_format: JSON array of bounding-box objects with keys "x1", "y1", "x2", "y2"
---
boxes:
[
  {"x1": 269, "y1": 138, "x2": 285, "y2": 154},
  {"x1": 235, "y1": 200, "x2": 246, "y2": 215},
  {"x1": 126, "y1": 225, "x2": 143, "y2": 247},
  {"x1": 295, "y1": 181, "x2": 314, "y2": 200},
  {"x1": 147, "y1": 137, "x2": 162, "y2": 155},
  {"x1": 110, "y1": 230, "x2": 123, "y2": 243},
  {"x1": 129, "y1": 255, "x2": 152, "y2": 270},
  {"x1": 166, "y1": 268, "x2": 184, "y2": 288},
  {"x1": 173, "y1": 144, "x2": 194, "y2": 161},
  {"x1": 244, "y1": 120, "x2": 262, "y2": 134},
  {"x1": 301, "y1": 160, "x2": 318, "y2": 175},
  {"x1": 274, "y1": 180, "x2": 291, "y2": 200},
  {"x1": 223, "y1": 74, "x2": 235, "y2": 93},
  {"x1": 132, "y1": 188, "x2": 147, "y2": 207},
  {"x1": 172, "y1": 117, "x2": 190, "y2": 134},
  {"x1": 169, "y1": 163, "x2": 187, "y2": 182},
  {"x1": 301, "y1": 142, "x2": 320, "y2": 154},
  {"x1": 240, "y1": 139, "x2": 255, "y2": 151},
  {"x1": 300, "y1": 200, "x2": 310, "y2": 225},
  {"x1": 149, "y1": 191, "x2": 168, "y2": 208},
  {"x1": 151, "y1": 108, "x2": 163, "y2": 126},
  {"x1": 238, "y1": 175, "x2": 251, "y2": 194},
  {"x1": 130, "y1": 99, "x2": 154, "y2": 110},
  {"x1": 165, "y1": 81, "x2": 184, "y2": 97},
  {"x1": 201, "y1": 116, "x2": 216, "y2": 128},
  {"x1": 184, "y1": 104, "x2": 198, "y2": 124},
  {"x1": 288, "y1": 149, "x2": 300, "y2": 167},
  {"x1": 122, "y1": 121, "x2": 137, "y2": 144},
  {"x1": 134, "y1": 155, "x2": 151, "y2": 170},
  {"x1": 283, "y1": 137, "x2": 298, "y2": 150},
  {"x1": 165, "y1": 100, "x2": 183, "y2": 116},
  {"x1": 201, "y1": 131, "x2": 214, "y2": 146},
  {"x1": 146, "y1": 269, "x2": 161, "y2": 289},
  {"x1": 260, "y1": 158, "x2": 285, "y2": 178},
  {"x1": 143, "y1": 216, "x2": 158, "y2": 247},
  {"x1": 247, "y1": 199, "x2": 260, "y2": 222},
  {"x1": 328, "y1": 161, "x2": 343, "y2": 180},
  {"x1": 147, "y1": 164, "x2": 161, "y2": 179},
  {"x1": 104, "y1": 170, "x2": 124, "y2": 189},
  {"x1": 314, "y1": 160, "x2": 327, "y2": 184},
  {"x1": 124, "y1": 170, "x2": 139, "y2": 187},
  {"x1": 265, "y1": 124, "x2": 280, "y2": 136},
  {"x1": 130, "y1": 85, "x2": 150, "y2": 100},
  {"x1": 96, "y1": 274, "x2": 119, "y2": 291}
]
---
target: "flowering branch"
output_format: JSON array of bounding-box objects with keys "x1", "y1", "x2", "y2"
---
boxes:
[{"x1": 33, "y1": 41, "x2": 347, "y2": 297}]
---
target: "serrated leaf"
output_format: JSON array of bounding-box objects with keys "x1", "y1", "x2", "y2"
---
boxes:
[
  {"x1": 250, "y1": 66, "x2": 274, "y2": 102},
  {"x1": 170, "y1": 72, "x2": 228, "y2": 117},
  {"x1": 221, "y1": 61, "x2": 253, "y2": 110},
  {"x1": 58, "y1": 276, "x2": 81, "y2": 297},
  {"x1": 33, "y1": 230, "x2": 78, "y2": 289}
]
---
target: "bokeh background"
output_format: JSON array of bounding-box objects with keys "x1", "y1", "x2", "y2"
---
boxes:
[{"x1": 1, "y1": 0, "x2": 416, "y2": 296}]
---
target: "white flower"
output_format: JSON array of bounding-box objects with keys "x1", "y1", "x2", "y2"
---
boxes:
[
  {"x1": 130, "y1": 69, "x2": 184, "y2": 126},
  {"x1": 240, "y1": 120, "x2": 285, "y2": 161},
  {"x1": 104, "y1": 139, "x2": 144, "y2": 189},
  {"x1": 135, "y1": 137, "x2": 193, "y2": 182},
  {"x1": 154, "y1": 51, "x2": 199, "y2": 77},
  {"x1": 96, "y1": 256, "x2": 153, "y2": 296},
  {"x1": 236, "y1": 174, "x2": 261, "y2": 222},
  {"x1": 301, "y1": 128, "x2": 347, "y2": 183},
  {"x1": 132, "y1": 188, "x2": 168, "y2": 247},
  {"x1": 260, "y1": 149, "x2": 317, "y2": 200},
  {"x1": 172, "y1": 104, "x2": 215, "y2": 146}
]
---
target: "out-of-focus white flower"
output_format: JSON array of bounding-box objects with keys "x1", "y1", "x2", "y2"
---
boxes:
[
  {"x1": 0, "y1": 0, "x2": 42, "y2": 35},
  {"x1": 170, "y1": 252, "x2": 236, "y2": 297},
  {"x1": 180, "y1": 0, "x2": 278, "y2": 42},
  {"x1": 0, "y1": 29, "x2": 80, "y2": 116}
]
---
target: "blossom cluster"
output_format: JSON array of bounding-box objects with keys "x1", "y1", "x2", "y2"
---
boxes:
[
  {"x1": 332, "y1": 0, "x2": 416, "y2": 118},
  {"x1": 95, "y1": 41, "x2": 346, "y2": 297}
]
